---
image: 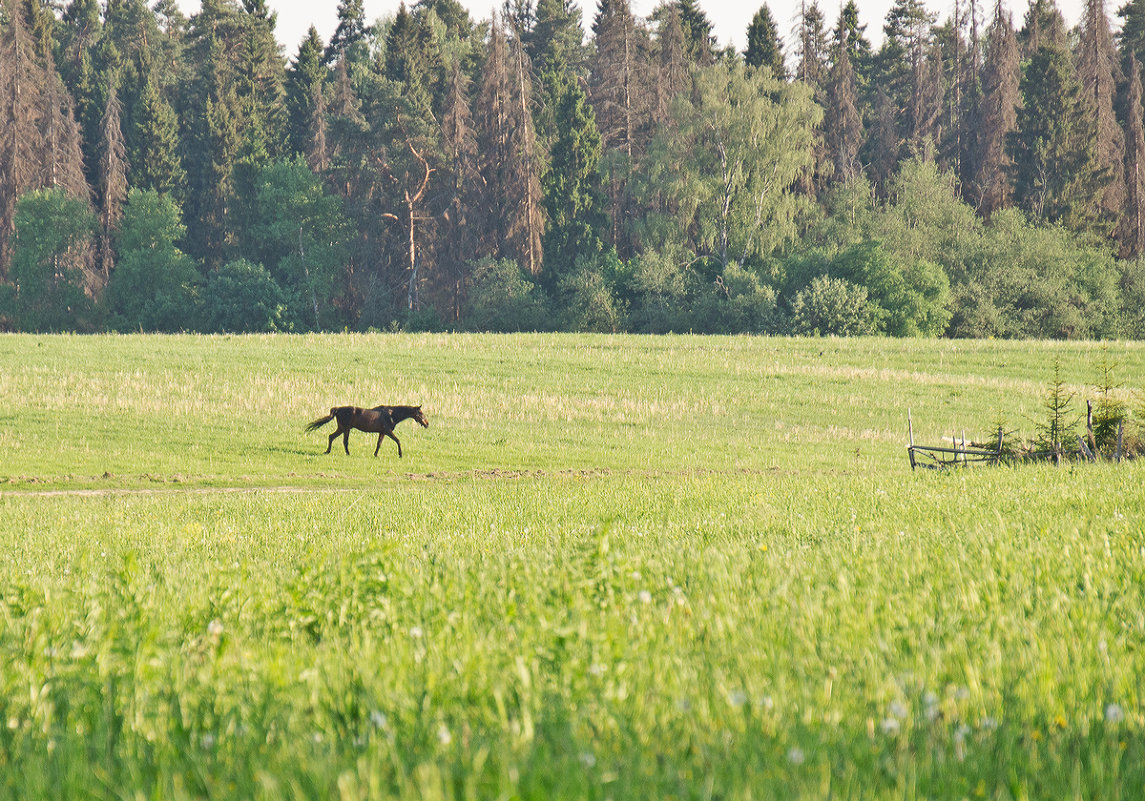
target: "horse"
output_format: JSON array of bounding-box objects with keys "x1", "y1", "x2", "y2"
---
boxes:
[{"x1": 306, "y1": 404, "x2": 429, "y2": 458}]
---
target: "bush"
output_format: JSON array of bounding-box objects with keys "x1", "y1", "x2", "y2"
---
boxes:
[
  {"x1": 559, "y1": 263, "x2": 625, "y2": 333},
  {"x1": 623, "y1": 248, "x2": 700, "y2": 333},
  {"x1": 790, "y1": 274, "x2": 881, "y2": 336},
  {"x1": 200, "y1": 259, "x2": 289, "y2": 333},
  {"x1": 462, "y1": 258, "x2": 549, "y2": 332},
  {"x1": 693, "y1": 262, "x2": 782, "y2": 334}
]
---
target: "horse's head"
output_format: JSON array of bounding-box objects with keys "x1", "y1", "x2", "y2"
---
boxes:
[{"x1": 413, "y1": 406, "x2": 429, "y2": 428}]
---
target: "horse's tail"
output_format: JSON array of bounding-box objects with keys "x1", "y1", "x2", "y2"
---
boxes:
[{"x1": 306, "y1": 409, "x2": 336, "y2": 431}]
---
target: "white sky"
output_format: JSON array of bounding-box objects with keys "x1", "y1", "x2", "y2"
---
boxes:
[{"x1": 178, "y1": 0, "x2": 1090, "y2": 55}]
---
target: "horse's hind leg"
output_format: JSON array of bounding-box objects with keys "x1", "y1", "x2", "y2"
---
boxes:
[
  {"x1": 374, "y1": 433, "x2": 384, "y2": 457},
  {"x1": 325, "y1": 430, "x2": 338, "y2": 454}
]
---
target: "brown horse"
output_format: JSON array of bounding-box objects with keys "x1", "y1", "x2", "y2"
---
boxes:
[{"x1": 306, "y1": 404, "x2": 429, "y2": 458}]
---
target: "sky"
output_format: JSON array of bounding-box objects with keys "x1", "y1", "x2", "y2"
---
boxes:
[{"x1": 179, "y1": 0, "x2": 1092, "y2": 56}]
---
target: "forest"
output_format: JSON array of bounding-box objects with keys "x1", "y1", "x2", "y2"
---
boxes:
[{"x1": 3, "y1": 0, "x2": 1145, "y2": 338}]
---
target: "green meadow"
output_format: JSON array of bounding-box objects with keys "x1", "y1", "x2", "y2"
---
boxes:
[{"x1": 2, "y1": 334, "x2": 1144, "y2": 800}]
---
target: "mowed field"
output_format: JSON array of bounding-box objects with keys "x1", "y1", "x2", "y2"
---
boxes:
[{"x1": 1, "y1": 333, "x2": 1144, "y2": 800}]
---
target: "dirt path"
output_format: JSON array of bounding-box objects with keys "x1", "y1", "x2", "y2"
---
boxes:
[{"x1": 0, "y1": 466, "x2": 788, "y2": 498}]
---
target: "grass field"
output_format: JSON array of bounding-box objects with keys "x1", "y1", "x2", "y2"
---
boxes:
[{"x1": 2, "y1": 333, "x2": 1144, "y2": 800}]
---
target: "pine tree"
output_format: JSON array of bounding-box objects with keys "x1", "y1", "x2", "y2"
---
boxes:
[
  {"x1": 973, "y1": 2, "x2": 1019, "y2": 216},
  {"x1": 744, "y1": 4, "x2": 785, "y2": 78},
  {"x1": 1075, "y1": 0, "x2": 1124, "y2": 228},
  {"x1": 97, "y1": 82, "x2": 128, "y2": 279},
  {"x1": 1120, "y1": 52, "x2": 1145, "y2": 256}
]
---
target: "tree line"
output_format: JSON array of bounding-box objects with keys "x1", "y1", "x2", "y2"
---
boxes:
[{"x1": 3, "y1": 0, "x2": 1145, "y2": 338}]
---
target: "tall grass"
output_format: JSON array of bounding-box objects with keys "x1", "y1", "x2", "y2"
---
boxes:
[{"x1": 2, "y1": 334, "x2": 1144, "y2": 799}]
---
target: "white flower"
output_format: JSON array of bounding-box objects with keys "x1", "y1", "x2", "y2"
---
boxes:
[
  {"x1": 787, "y1": 747, "x2": 805, "y2": 765},
  {"x1": 370, "y1": 710, "x2": 387, "y2": 729},
  {"x1": 579, "y1": 751, "x2": 596, "y2": 768},
  {"x1": 409, "y1": 626, "x2": 424, "y2": 639},
  {"x1": 638, "y1": 590, "x2": 652, "y2": 604},
  {"x1": 888, "y1": 701, "x2": 908, "y2": 720},
  {"x1": 437, "y1": 724, "x2": 452, "y2": 746},
  {"x1": 1105, "y1": 703, "x2": 1125, "y2": 723},
  {"x1": 729, "y1": 690, "x2": 748, "y2": 709},
  {"x1": 201, "y1": 733, "x2": 216, "y2": 750},
  {"x1": 207, "y1": 619, "x2": 224, "y2": 637},
  {"x1": 880, "y1": 717, "x2": 901, "y2": 736}
]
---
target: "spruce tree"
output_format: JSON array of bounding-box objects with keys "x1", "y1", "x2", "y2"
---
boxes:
[
  {"x1": 973, "y1": 2, "x2": 1019, "y2": 216},
  {"x1": 589, "y1": 0, "x2": 650, "y2": 253},
  {"x1": 439, "y1": 61, "x2": 479, "y2": 318},
  {"x1": 286, "y1": 26, "x2": 327, "y2": 159},
  {"x1": 653, "y1": 5, "x2": 688, "y2": 127},
  {"x1": 131, "y1": 73, "x2": 185, "y2": 198},
  {"x1": 1018, "y1": 0, "x2": 1067, "y2": 55},
  {"x1": 1119, "y1": 0, "x2": 1145, "y2": 73},
  {"x1": 1120, "y1": 53, "x2": 1145, "y2": 256},
  {"x1": 674, "y1": 0, "x2": 714, "y2": 66},
  {"x1": 0, "y1": 0, "x2": 44, "y2": 277},
  {"x1": 542, "y1": 78, "x2": 607, "y2": 287},
  {"x1": 825, "y1": 30, "x2": 863, "y2": 183},
  {"x1": 97, "y1": 82, "x2": 128, "y2": 279},
  {"x1": 324, "y1": 0, "x2": 370, "y2": 65},
  {"x1": 1075, "y1": 0, "x2": 1125, "y2": 229},
  {"x1": 306, "y1": 82, "x2": 329, "y2": 174},
  {"x1": 793, "y1": 0, "x2": 829, "y2": 91},
  {"x1": 745, "y1": 4, "x2": 785, "y2": 78},
  {"x1": 1008, "y1": 44, "x2": 1107, "y2": 234}
]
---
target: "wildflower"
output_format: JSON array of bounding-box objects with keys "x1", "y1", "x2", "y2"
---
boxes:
[
  {"x1": 638, "y1": 590, "x2": 652, "y2": 605},
  {"x1": 409, "y1": 626, "x2": 424, "y2": 639},
  {"x1": 880, "y1": 718, "x2": 901, "y2": 736},
  {"x1": 207, "y1": 619, "x2": 224, "y2": 638},
  {"x1": 579, "y1": 752, "x2": 596, "y2": 768},
  {"x1": 437, "y1": 724, "x2": 452, "y2": 746},
  {"x1": 888, "y1": 701, "x2": 908, "y2": 720},
  {"x1": 787, "y1": 747, "x2": 805, "y2": 765},
  {"x1": 370, "y1": 710, "x2": 387, "y2": 729},
  {"x1": 201, "y1": 733, "x2": 216, "y2": 750},
  {"x1": 1105, "y1": 703, "x2": 1125, "y2": 724},
  {"x1": 729, "y1": 690, "x2": 748, "y2": 709}
]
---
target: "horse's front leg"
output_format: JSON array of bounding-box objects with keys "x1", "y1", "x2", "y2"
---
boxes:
[
  {"x1": 387, "y1": 431, "x2": 402, "y2": 458},
  {"x1": 374, "y1": 432, "x2": 385, "y2": 457},
  {"x1": 342, "y1": 429, "x2": 350, "y2": 454}
]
